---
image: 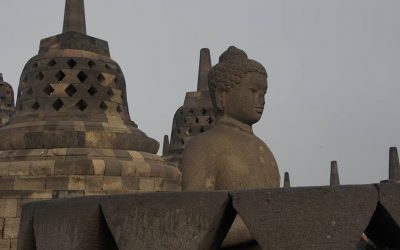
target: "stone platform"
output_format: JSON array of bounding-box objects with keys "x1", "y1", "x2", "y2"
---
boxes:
[{"x1": 17, "y1": 183, "x2": 400, "y2": 250}]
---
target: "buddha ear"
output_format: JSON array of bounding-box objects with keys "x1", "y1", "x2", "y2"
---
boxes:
[{"x1": 215, "y1": 91, "x2": 225, "y2": 112}]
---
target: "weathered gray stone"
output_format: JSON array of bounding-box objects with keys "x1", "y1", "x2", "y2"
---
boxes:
[
  {"x1": 100, "y1": 191, "x2": 234, "y2": 250},
  {"x1": 182, "y1": 46, "x2": 280, "y2": 191},
  {"x1": 0, "y1": 73, "x2": 15, "y2": 127},
  {"x1": 16, "y1": 203, "x2": 35, "y2": 250},
  {"x1": 0, "y1": 199, "x2": 17, "y2": 217},
  {"x1": 231, "y1": 185, "x2": 379, "y2": 249},
  {"x1": 32, "y1": 197, "x2": 118, "y2": 250},
  {"x1": 330, "y1": 161, "x2": 340, "y2": 186},
  {"x1": 378, "y1": 183, "x2": 400, "y2": 224},
  {"x1": 182, "y1": 46, "x2": 280, "y2": 247},
  {"x1": 389, "y1": 147, "x2": 400, "y2": 181},
  {"x1": 283, "y1": 172, "x2": 290, "y2": 188},
  {"x1": 4, "y1": 218, "x2": 20, "y2": 239},
  {"x1": 63, "y1": 0, "x2": 86, "y2": 34},
  {"x1": 0, "y1": 239, "x2": 10, "y2": 250},
  {"x1": 0, "y1": 178, "x2": 14, "y2": 190}
]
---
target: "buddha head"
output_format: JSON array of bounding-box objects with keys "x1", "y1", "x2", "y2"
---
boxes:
[{"x1": 208, "y1": 46, "x2": 268, "y2": 125}]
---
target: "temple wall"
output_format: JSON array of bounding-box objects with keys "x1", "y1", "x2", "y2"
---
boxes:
[
  {"x1": 0, "y1": 149, "x2": 181, "y2": 250},
  {"x1": 0, "y1": 191, "x2": 50, "y2": 250}
]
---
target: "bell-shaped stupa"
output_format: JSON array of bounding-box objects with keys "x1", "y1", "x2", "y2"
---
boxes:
[
  {"x1": 0, "y1": 73, "x2": 15, "y2": 126},
  {"x1": 164, "y1": 49, "x2": 216, "y2": 168},
  {"x1": 0, "y1": 0, "x2": 180, "y2": 195}
]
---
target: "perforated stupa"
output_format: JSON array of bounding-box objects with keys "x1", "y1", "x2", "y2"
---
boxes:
[{"x1": 0, "y1": 0, "x2": 181, "y2": 202}]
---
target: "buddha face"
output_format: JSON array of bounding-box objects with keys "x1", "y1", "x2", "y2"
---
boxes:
[{"x1": 222, "y1": 72, "x2": 267, "y2": 125}]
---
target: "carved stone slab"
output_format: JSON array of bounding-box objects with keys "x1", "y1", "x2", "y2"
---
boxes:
[
  {"x1": 101, "y1": 191, "x2": 234, "y2": 250},
  {"x1": 231, "y1": 185, "x2": 378, "y2": 250},
  {"x1": 17, "y1": 202, "x2": 35, "y2": 250},
  {"x1": 31, "y1": 196, "x2": 117, "y2": 250},
  {"x1": 378, "y1": 183, "x2": 400, "y2": 224}
]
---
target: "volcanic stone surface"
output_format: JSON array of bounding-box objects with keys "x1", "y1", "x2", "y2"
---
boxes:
[{"x1": 231, "y1": 185, "x2": 379, "y2": 250}]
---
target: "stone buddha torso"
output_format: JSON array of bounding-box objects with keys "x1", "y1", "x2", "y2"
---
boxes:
[{"x1": 184, "y1": 117, "x2": 279, "y2": 191}]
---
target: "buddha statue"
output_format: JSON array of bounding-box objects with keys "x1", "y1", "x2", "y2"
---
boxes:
[{"x1": 182, "y1": 46, "x2": 280, "y2": 248}]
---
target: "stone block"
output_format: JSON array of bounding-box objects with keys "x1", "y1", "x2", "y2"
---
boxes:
[
  {"x1": 121, "y1": 177, "x2": 139, "y2": 190},
  {"x1": 112, "y1": 150, "x2": 130, "y2": 159},
  {"x1": 52, "y1": 148, "x2": 67, "y2": 156},
  {"x1": 14, "y1": 177, "x2": 46, "y2": 190},
  {"x1": 0, "y1": 162, "x2": 9, "y2": 176},
  {"x1": 76, "y1": 160, "x2": 94, "y2": 175},
  {"x1": 138, "y1": 178, "x2": 155, "y2": 191},
  {"x1": 84, "y1": 190, "x2": 107, "y2": 196},
  {"x1": 154, "y1": 178, "x2": 167, "y2": 191},
  {"x1": 93, "y1": 160, "x2": 105, "y2": 175},
  {"x1": 128, "y1": 151, "x2": 144, "y2": 161},
  {"x1": 101, "y1": 149, "x2": 115, "y2": 157},
  {"x1": 66, "y1": 148, "x2": 92, "y2": 156},
  {"x1": 29, "y1": 161, "x2": 54, "y2": 176},
  {"x1": 103, "y1": 176, "x2": 123, "y2": 191},
  {"x1": 26, "y1": 191, "x2": 52, "y2": 199},
  {"x1": 162, "y1": 180, "x2": 182, "y2": 192},
  {"x1": 3, "y1": 218, "x2": 20, "y2": 239},
  {"x1": 0, "y1": 239, "x2": 10, "y2": 250},
  {"x1": 45, "y1": 177, "x2": 69, "y2": 190},
  {"x1": 100, "y1": 191, "x2": 234, "y2": 249},
  {"x1": 104, "y1": 160, "x2": 122, "y2": 176},
  {"x1": 54, "y1": 160, "x2": 76, "y2": 176},
  {"x1": 231, "y1": 185, "x2": 379, "y2": 249},
  {"x1": 0, "y1": 217, "x2": 4, "y2": 236},
  {"x1": 0, "y1": 199, "x2": 17, "y2": 217},
  {"x1": 0, "y1": 178, "x2": 14, "y2": 190},
  {"x1": 68, "y1": 176, "x2": 86, "y2": 190},
  {"x1": 0, "y1": 190, "x2": 52, "y2": 199},
  {"x1": 134, "y1": 162, "x2": 151, "y2": 177},
  {"x1": 86, "y1": 176, "x2": 103, "y2": 191},
  {"x1": 53, "y1": 190, "x2": 85, "y2": 199},
  {"x1": 121, "y1": 161, "x2": 135, "y2": 176},
  {"x1": 31, "y1": 196, "x2": 118, "y2": 249},
  {"x1": 149, "y1": 164, "x2": 166, "y2": 177},
  {"x1": 9, "y1": 162, "x2": 30, "y2": 176},
  {"x1": 10, "y1": 239, "x2": 16, "y2": 250},
  {"x1": 23, "y1": 149, "x2": 47, "y2": 158}
]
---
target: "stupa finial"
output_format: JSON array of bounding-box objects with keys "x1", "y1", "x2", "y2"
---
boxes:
[
  {"x1": 197, "y1": 48, "x2": 211, "y2": 92},
  {"x1": 63, "y1": 0, "x2": 86, "y2": 34},
  {"x1": 0, "y1": 73, "x2": 3, "y2": 82},
  {"x1": 284, "y1": 172, "x2": 290, "y2": 188},
  {"x1": 162, "y1": 135, "x2": 170, "y2": 156},
  {"x1": 330, "y1": 161, "x2": 340, "y2": 186},
  {"x1": 389, "y1": 147, "x2": 400, "y2": 181}
]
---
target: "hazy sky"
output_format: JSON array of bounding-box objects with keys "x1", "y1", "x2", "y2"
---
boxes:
[{"x1": 0, "y1": 0, "x2": 399, "y2": 186}]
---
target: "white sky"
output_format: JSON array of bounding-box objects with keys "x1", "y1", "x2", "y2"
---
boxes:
[{"x1": 0, "y1": 0, "x2": 399, "y2": 186}]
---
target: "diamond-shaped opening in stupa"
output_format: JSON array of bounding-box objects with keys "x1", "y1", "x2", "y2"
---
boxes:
[
  {"x1": 67, "y1": 58, "x2": 78, "y2": 69},
  {"x1": 65, "y1": 84, "x2": 77, "y2": 97},
  {"x1": 76, "y1": 99, "x2": 88, "y2": 111}
]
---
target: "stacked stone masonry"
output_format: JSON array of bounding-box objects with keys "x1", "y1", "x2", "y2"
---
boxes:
[
  {"x1": 0, "y1": 191, "x2": 51, "y2": 250},
  {"x1": 0, "y1": 148, "x2": 180, "y2": 249}
]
